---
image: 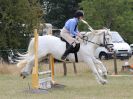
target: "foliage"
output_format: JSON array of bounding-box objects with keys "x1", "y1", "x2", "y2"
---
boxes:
[
  {"x1": 40, "y1": 0, "x2": 133, "y2": 43},
  {"x1": 0, "y1": 0, "x2": 44, "y2": 61},
  {"x1": 80, "y1": 0, "x2": 133, "y2": 43},
  {"x1": 40, "y1": 0, "x2": 81, "y2": 28},
  {"x1": 0, "y1": 0, "x2": 133, "y2": 61}
]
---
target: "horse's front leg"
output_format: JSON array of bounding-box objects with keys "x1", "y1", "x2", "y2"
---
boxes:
[
  {"x1": 93, "y1": 58, "x2": 108, "y2": 79},
  {"x1": 83, "y1": 56, "x2": 107, "y2": 85}
]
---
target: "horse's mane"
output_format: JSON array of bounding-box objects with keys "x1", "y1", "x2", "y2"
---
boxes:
[{"x1": 80, "y1": 31, "x2": 95, "y2": 41}]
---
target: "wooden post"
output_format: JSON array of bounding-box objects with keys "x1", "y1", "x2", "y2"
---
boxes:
[
  {"x1": 50, "y1": 55, "x2": 55, "y2": 82},
  {"x1": 47, "y1": 27, "x2": 55, "y2": 83},
  {"x1": 32, "y1": 29, "x2": 39, "y2": 89},
  {"x1": 113, "y1": 51, "x2": 118, "y2": 75},
  {"x1": 63, "y1": 62, "x2": 67, "y2": 76},
  {"x1": 73, "y1": 62, "x2": 77, "y2": 74},
  {"x1": 63, "y1": 62, "x2": 77, "y2": 76}
]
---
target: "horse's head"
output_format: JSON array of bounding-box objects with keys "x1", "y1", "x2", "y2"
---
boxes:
[
  {"x1": 81, "y1": 28, "x2": 113, "y2": 51},
  {"x1": 94, "y1": 28, "x2": 113, "y2": 51}
]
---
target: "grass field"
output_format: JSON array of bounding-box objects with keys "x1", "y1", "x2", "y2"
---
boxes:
[{"x1": 0, "y1": 57, "x2": 133, "y2": 99}]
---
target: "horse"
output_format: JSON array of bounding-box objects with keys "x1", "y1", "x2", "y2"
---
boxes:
[{"x1": 17, "y1": 28, "x2": 113, "y2": 85}]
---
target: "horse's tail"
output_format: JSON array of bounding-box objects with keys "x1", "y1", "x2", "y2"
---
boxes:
[
  {"x1": 27, "y1": 38, "x2": 34, "y2": 56},
  {"x1": 16, "y1": 50, "x2": 29, "y2": 68},
  {"x1": 17, "y1": 38, "x2": 35, "y2": 69},
  {"x1": 16, "y1": 52, "x2": 28, "y2": 57}
]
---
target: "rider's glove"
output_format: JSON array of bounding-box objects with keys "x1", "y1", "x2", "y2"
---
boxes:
[{"x1": 77, "y1": 32, "x2": 83, "y2": 38}]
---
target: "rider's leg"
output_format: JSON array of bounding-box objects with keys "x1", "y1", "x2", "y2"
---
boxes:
[
  {"x1": 61, "y1": 44, "x2": 74, "y2": 60},
  {"x1": 60, "y1": 28, "x2": 75, "y2": 44},
  {"x1": 60, "y1": 28, "x2": 76, "y2": 60}
]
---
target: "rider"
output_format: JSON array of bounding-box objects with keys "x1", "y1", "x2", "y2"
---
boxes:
[{"x1": 60, "y1": 10, "x2": 84, "y2": 60}]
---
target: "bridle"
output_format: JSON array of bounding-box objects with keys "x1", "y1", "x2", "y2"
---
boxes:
[
  {"x1": 81, "y1": 32, "x2": 108, "y2": 47},
  {"x1": 80, "y1": 19, "x2": 113, "y2": 50},
  {"x1": 82, "y1": 35, "x2": 102, "y2": 46},
  {"x1": 102, "y1": 32, "x2": 114, "y2": 50},
  {"x1": 81, "y1": 31, "x2": 114, "y2": 52},
  {"x1": 81, "y1": 32, "x2": 113, "y2": 54}
]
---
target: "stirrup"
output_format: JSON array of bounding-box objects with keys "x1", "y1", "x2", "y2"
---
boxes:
[{"x1": 61, "y1": 55, "x2": 67, "y2": 61}]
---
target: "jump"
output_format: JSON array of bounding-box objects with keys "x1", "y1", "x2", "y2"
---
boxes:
[{"x1": 17, "y1": 28, "x2": 113, "y2": 85}]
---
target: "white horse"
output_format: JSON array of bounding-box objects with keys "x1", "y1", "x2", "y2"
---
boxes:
[{"x1": 17, "y1": 29, "x2": 112, "y2": 84}]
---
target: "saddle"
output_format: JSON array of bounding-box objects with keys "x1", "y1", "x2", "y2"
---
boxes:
[{"x1": 60, "y1": 37, "x2": 80, "y2": 62}]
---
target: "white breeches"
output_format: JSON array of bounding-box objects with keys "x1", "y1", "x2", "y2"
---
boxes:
[{"x1": 60, "y1": 28, "x2": 75, "y2": 45}]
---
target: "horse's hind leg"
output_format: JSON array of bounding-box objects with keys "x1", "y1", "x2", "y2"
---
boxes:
[
  {"x1": 20, "y1": 52, "x2": 48, "y2": 78},
  {"x1": 20, "y1": 55, "x2": 35, "y2": 78}
]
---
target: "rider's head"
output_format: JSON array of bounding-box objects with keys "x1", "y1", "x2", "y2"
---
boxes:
[{"x1": 74, "y1": 10, "x2": 84, "y2": 19}]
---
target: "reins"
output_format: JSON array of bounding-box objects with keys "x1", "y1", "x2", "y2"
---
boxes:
[
  {"x1": 81, "y1": 34, "x2": 106, "y2": 47},
  {"x1": 81, "y1": 35, "x2": 104, "y2": 47},
  {"x1": 80, "y1": 19, "x2": 108, "y2": 47}
]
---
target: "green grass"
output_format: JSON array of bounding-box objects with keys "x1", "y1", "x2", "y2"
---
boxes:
[
  {"x1": 0, "y1": 57, "x2": 133, "y2": 99},
  {"x1": 0, "y1": 72, "x2": 133, "y2": 99}
]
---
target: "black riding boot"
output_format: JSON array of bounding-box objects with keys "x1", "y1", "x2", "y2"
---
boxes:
[{"x1": 61, "y1": 45, "x2": 74, "y2": 60}]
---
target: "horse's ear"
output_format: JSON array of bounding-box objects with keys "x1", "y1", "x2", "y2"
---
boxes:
[
  {"x1": 103, "y1": 27, "x2": 108, "y2": 29},
  {"x1": 106, "y1": 28, "x2": 111, "y2": 34},
  {"x1": 103, "y1": 27, "x2": 110, "y2": 32}
]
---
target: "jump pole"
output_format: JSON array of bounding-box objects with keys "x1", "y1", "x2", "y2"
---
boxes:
[
  {"x1": 47, "y1": 26, "x2": 55, "y2": 84},
  {"x1": 31, "y1": 28, "x2": 55, "y2": 90},
  {"x1": 32, "y1": 29, "x2": 39, "y2": 89},
  {"x1": 50, "y1": 55, "x2": 55, "y2": 84},
  {"x1": 48, "y1": 27, "x2": 64, "y2": 88}
]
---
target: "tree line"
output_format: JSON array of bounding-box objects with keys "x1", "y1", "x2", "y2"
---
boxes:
[{"x1": 0, "y1": 0, "x2": 132, "y2": 62}]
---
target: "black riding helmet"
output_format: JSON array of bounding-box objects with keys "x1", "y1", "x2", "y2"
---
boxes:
[{"x1": 74, "y1": 10, "x2": 84, "y2": 18}]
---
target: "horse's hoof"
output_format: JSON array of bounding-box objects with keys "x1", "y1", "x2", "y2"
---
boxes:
[
  {"x1": 102, "y1": 82, "x2": 106, "y2": 85},
  {"x1": 20, "y1": 73, "x2": 26, "y2": 79},
  {"x1": 101, "y1": 80, "x2": 108, "y2": 85},
  {"x1": 103, "y1": 75, "x2": 107, "y2": 79},
  {"x1": 20, "y1": 72, "x2": 28, "y2": 79}
]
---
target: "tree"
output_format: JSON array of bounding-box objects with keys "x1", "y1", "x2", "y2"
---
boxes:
[
  {"x1": 80, "y1": 0, "x2": 133, "y2": 43},
  {"x1": 0, "y1": 0, "x2": 44, "y2": 62},
  {"x1": 40, "y1": 0, "x2": 81, "y2": 28}
]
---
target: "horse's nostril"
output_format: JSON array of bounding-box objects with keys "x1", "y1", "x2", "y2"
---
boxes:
[{"x1": 111, "y1": 48, "x2": 114, "y2": 50}]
